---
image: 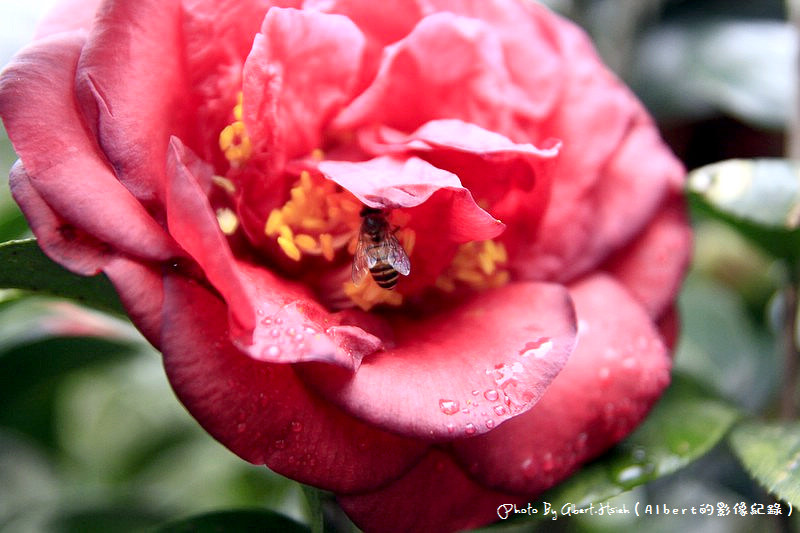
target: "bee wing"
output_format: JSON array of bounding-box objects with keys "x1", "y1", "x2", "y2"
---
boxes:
[
  {"x1": 386, "y1": 233, "x2": 411, "y2": 276},
  {"x1": 351, "y1": 234, "x2": 371, "y2": 286}
]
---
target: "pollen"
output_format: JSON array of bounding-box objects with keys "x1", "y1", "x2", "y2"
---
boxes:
[
  {"x1": 219, "y1": 92, "x2": 252, "y2": 167},
  {"x1": 216, "y1": 207, "x2": 239, "y2": 235},
  {"x1": 265, "y1": 170, "x2": 362, "y2": 263},
  {"x1": 436, "y1": 240, "x2": 510, "y2": 292},
  {"x1": 345, "y1": 278, "x2": 404, "y2": 311}
]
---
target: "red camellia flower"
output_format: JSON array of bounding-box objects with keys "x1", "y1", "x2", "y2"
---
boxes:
[{"x1": 0, "y1": 1, "x2": 690, "y2": 531}]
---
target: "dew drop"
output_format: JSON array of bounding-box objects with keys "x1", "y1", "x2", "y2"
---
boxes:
[
  {"x1": 598, "y1": 366, "x2": 611, "y2": 385},
  {"x1": 294, "y1": 333, "x2": 304, "y2": 342},
  {"x1": 261, "y1": 317, "x2": 273, "y2": 325},
  {"x1": 483, "y1": 389, "x2": 499, "y2": 402},
  {"x1": 270, "y1": 328, "x2": 281, "y2": 338},
  {"x1": 464, "y1": 423, "x2": 477, "y2": 435},
  {"x1": 305, "y1": 327, "x2": 316, "y2": 334},
  {"x1": 622, "y1": 357, "x2": 637, "y2": 370},
  {"x1": 274, "y1": 439, "x2": 286, "y2": 450},
  {"x1": 446, "y1": 423, "x2": 456, "y2": 434},
  {"x1": 290, "y1": 421, "x2": 303, "y2": 433},
  {"x1": 267, "y1": 345, "x2": 280, "y2": 357},
  {"x1": 257, "y1": 309, "x2": 264, "y2": 316},
  {"x1": 275, "y1": 317, "x2": 284, "y2": 325},
  {"x1": 472, "y1": 390, "x2": 480, "y2": 396},
  {"x1": 287, "y1": 327, "x2": 296, "y2": 336},
  {"x1": 237, "y1": 423, "x2": 246, "y2": 433},
  {"x1": 460, "y1": 407, "x2": 470, "y2": 414},
  {"x1": 493, "y1": 405, "x2": 507, "y2": 416},
  {"x1": 542, "y1": 452, "x2": 554, "y2": 472},
  {"x1": 521, "y1": 457, "x2": 536, "y2": 477},
  {"x1": 439, "y1": 399, "x2": 460, "y2": 415},
  {"x1": 616, "y1": 464, "x2": 645, "y2": 485},
  {"x1": 485, "y1": 419, "x2": 495, "y2": 429}
]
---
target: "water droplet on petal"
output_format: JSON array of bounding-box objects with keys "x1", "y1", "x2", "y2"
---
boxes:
[
  {"x1": 439, "y1": 399, "x2": 460, "y2": 415},
  {"x1": 493, "y1": 405, "x2": 507, "y2": 416},
  {"x1": 464, "y1": 423, "x2": 477, "y2": 435},
  {"x1": 471, "y1": 389, "x2": 480, "y2": 396},
  {"x1": 267, "y1": 345, "x2": 280, "y2": 357},
  {"x1": 483, "y1": 389, "x2": 499, "y2": 402},
  {"x1": 237, "y1": 423, "x2": 246, "y2": 433},
  {"x1": 294, "y1": 333, "x2": 304, "y2": 342},
  {"x1": 290, "y1": 421, "x2": 303, "y2": 433},
  {"x1": 274, "y1": 439, "x2": 286, "y2": 449},
  {"x1": 275, "y1": 317, "x2": 284, "y2": 325},
  {"x1": 542, "y1": 452, "x2": 554, "y2": 472},
  {"x1": 485, "y1": 419, "x2": 495, "y2": 429},
  {"x1": 446, "y1": 423, "x2": 456, "y2": 433},
  {"x1": 270, "y1": 328, "x2": 281, "y2": 338},
  {"x1": 598, "y1": 366, "x2": 611, "y2": 385},
  {"x1": 261, "y1": 317, "x2": 272, "y2": 325}
]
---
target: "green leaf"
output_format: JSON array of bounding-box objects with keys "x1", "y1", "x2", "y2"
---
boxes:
[
  {"x1": 687, "y1": 159, "x2": 800, "y2": 259},
  {"x1": 155, "y1": 509, "x2": 310, "y2": 533},
  {"x1": 0, "y1": 239, "x2": 124, "y2": 314},
  {"x1": 729, "y1": 420, "x2": 800, "y2": 507},
  {"x1": 301, "y1": 485, "x2": 325, "y2": 533},
  {"x1": 538, "y1": 374, "x2": 740, "y2": 509},
  {"x1": 688, "y1": 159, "x2": 800, "y2": 230}
]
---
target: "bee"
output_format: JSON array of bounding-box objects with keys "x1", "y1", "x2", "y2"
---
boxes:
[{"x1": 352, "y1": 207, "x2": 411, "y2": 289}]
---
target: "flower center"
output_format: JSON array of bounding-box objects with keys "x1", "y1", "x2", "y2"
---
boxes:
[{"x1": 217, "y1": 97, "x2": 510, "y2": 311}]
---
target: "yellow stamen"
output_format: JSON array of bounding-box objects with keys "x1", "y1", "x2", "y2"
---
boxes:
[
  {"x1": 264, "y1": 170, "x2": 363, "y2": 265},
  {"x1": 219, "y1": 92, "x2": 252, "y2": 167},
  {"x1": 436, "y1": 240, "x2": 510, "y2": 292},
  {"x1": 265, "y1": 210, "x2": 284, "y2": 237},
  {"x1": 344, "y1": 278, "x2": 404, "y2": 311},
  {"x1": 277, "y1": 236, "x2": 301, "y2": 261},
  {"x1": 212, "y1": 175, "x2": 236, "y2": 194},
  {"x1": 216, "y1": 207, "x2": 239, "y2": 235},
  {"x1": 295, "y1": 233, "x2": 317, "y2": 252},
  {"x1": 319, "y1": 233, "x2": 334, "y2": 261}
]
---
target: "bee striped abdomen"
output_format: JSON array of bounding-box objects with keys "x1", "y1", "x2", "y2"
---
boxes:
[{"x1": 370, "y1": 261, "x2": 399, "y2": 289}]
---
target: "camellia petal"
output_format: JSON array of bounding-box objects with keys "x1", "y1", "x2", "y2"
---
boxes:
[
  {"x1": 165, "y1": 138, "x2": 367, "y2": 370},
  {"x1": 318, "y1": 155, "x2": 503, "y2": 238},
  {"x1": 450, "y1": 274, "x2": 671, "y2": 494},
  {"x1": 74, "y1": 0, "x2": 196, "y2": 205},
  {"x1": 334, "y1": 11, "x2": 546, "y2": 135},
  {"x1": 0, "y1": 33, "x2": 180, "y2": 265},
  {"x1": 242, "y1": 7, "x2": 366, "y2": 163},
  {"x1": 604, "y1": 193, "x2": 692, "y2": 321},
  {"x1": 8, "y1": 162, "x2": 111, "y2": 276},
  {"x1": 160, "y1": 272, "x2": 428, "y2": 493},
  {"x1": 297, "y1": 282, "x2": 577, "y2": 439},
  {"x1": 339, "y1": 449, "x2": 523, "y2": 533}
]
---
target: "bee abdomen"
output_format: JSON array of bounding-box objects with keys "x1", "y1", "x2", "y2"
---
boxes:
[{"x1": 370, "y1": 263, "x2": 399, "y2": 289}]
